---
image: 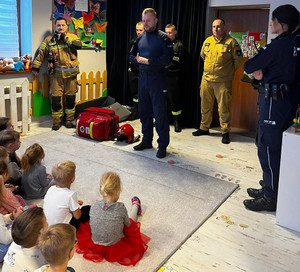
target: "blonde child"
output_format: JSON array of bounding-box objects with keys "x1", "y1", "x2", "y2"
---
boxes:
[
  {"x1": 0, "y1": 130, "x2": 22, "y2": 191},
  {"x1": 35, "y1": 224, "x2": 76, "y2": 272},
  {"x1": 0, "y1": 117, "x2": 14, "y2": 132},
  {"x1": 0, "y1": 160, "x2": 28, "y2": 215},
  {"x1": 2, "y1": 207, "x2": 48, "y2": 271},
  {"x1": 43, "y1": 160, "x2": 90, "y2": 230},
  {"x1": 21, "y1": 143, "x2": 55, "y2": 199},
  {"x1": 76, "y1": 172, "x2": 150, "y2": 266},
  {"x1": 0, "y1": 206, "x2": 23, "y2": 262}
]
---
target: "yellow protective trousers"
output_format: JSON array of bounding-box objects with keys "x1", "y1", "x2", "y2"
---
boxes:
[
  {"x1": 50, "y1": 74, "x2": 77, "y2": 123},
  {"x1": 200, "y1": 79, "x2": 232, "y2": 133}
]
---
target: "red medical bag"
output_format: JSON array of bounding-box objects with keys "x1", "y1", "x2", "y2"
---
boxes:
[{"x1": 75, "y1": 107, "x2": 119, "y2": 141}]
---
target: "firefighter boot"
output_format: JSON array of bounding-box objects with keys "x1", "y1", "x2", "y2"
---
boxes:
[
  {"x1": 52, "y1": 117, "x2": 61, "y2": 131},
  {"x1": 174, "y1": 115, "x2": 182, "y2": 133}
]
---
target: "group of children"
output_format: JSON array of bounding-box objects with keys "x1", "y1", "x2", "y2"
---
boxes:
[{"x1": 0, "y1": 117, "x2": 150, "y2": 271}]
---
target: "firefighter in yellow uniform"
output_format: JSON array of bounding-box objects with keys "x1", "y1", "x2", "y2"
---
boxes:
[
  {"x1": 193, "y1": 18, "x2": 244, "y2": 144},
  {"x1": 32, "y1": 17, "x2": 82, "y2": 130}
]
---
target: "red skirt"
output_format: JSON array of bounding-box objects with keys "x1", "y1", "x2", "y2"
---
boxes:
[{"x1": 75, "y1": 219, "x2": 150, "y2": 266}]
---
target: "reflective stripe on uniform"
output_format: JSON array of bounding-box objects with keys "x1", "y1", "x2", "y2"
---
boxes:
[
  {"x1": 65, "y1": 108, "x2": 75, "y2": 115},
  {"x1": 52, "y1": 112, "x2": 63, "y2": 118},
  {"x1": 171, "y1": 110, "x2": 182, "y2": 116},
  {"x1": 40, "y1": 42, "x2": 48, "y2": 50}
]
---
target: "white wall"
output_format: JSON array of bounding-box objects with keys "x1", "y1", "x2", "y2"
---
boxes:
[
  {"x1": 207, "y1": 0, "x2": 300, "y2": 41},
  {"x1": 31, "y1": 0, "x2": 106, "y2": 75}
]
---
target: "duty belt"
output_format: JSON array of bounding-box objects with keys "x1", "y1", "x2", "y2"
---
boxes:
[
  {"x1": 258, "y1": 83, "x2": 290, "y2": 100},
  {"x1": 139, "y1": 69, "x2": 164, "y2": 76}
]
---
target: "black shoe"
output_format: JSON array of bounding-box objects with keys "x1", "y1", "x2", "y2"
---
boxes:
[
  {"x1": 133, "y1": 142, "x2": 153, "y2": 151},
  {"x1": 243, "y1": 195, "x2": 277, "y2": 212},
  {"x1": 222, "y1": 132, "x2": 230, "y2": 144},
  {"x1": 52, "y1": 124, "x2": 60, "y2": 131},
  {"x1": 259, "y1": 180, "x2": 264, "y2": 187},
  {"x1": 192, "y1": 129, "x2": 209, "y2": 136},
  {"x1": 174, "y1": 119, "x2": 182, "y2": 133},
  {"x1": 247, "y1": 188, "x2": 264, "y2": 198},
  {"x1": 65, "y1": 121, "x2": 74, "y2": 128},
  {"x1": 156, "y1": 147, "x2": 167, "y2": 158}
]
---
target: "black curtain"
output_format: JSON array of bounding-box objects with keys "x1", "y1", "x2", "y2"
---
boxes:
[{"x1": 106, "y1": 0, "x2": 208, "y2": 128}]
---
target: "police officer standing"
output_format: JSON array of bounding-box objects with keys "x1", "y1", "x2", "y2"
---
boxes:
[
  {"x1": 165, "y1": 24, "x2": 185, "y2": 132},
  {"x1": 243, "y1": 4, "x2": 300, "y2": 212},
  {"x1": 128, "y1": 21, "x2": 144, "y2": 121},
  {"x1": 129, "y1": 8, "x2": 173, "y2": 158},
  {"x1": 32, "y1": 17, "x2": 82, "y2": 131},
  {"x1": 193, "y1": 19, "x2": 244, "y2": 144}
]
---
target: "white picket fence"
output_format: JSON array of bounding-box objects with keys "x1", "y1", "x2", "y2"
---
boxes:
[{"x1": 0, "y1": 80, "x2": 31, "y2": 134}]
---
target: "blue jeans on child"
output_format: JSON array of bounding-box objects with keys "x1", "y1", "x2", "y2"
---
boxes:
[{"x1": 0, "y1": 243, "x2": 10, "y2": 262}]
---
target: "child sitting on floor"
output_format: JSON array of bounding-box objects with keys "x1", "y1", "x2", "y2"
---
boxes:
[
  {"x1": 0, "y1": 130, "x2": 22, "y2": 192},
  {"x1": 43, "y1": 160, "x2": 90, "y2": 230},
  {"x1": 2, "y1": 207, "x2": 48, "y2": 271},
  {"x1": 0, "y1": 206, "x2": 23, "y2": 262},
  {"x1": 21, "y1": 143, "x2": 55, "y2": 199},
  {"x1": 35, "y1": 223, "x2": 76, "y2": 272},
  {"x1": 0, "y1": 117, "x2": 14, "y2": 132},
  {"x1": 0, "y1": 160, "x2": 29, "y2": 215},
  {"x1": 76, "y1": 171, "x2": 150, "y2": 266}
]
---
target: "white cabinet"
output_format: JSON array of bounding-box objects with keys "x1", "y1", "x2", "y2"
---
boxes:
[{"x1": 276, "y1": 127, "x2": 300, "y2": 232}]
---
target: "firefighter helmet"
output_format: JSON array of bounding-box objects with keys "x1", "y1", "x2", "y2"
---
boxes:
[{"x1": 116, "y1": 124, "x2": 134, "y2": 143}]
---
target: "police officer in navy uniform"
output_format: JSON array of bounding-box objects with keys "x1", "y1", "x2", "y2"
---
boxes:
[
  {"x1": 129, "y1": 8, "x2": 173, "y2": 158},
  {"x1": 165, "y1": 24, "x2": 185, "y2": 132},
  {"x1": 243, "y1": 4, "x2": 300, "y2": 212}
]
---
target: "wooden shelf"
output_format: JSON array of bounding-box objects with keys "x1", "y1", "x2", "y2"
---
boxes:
[{"x1": 0, "y1": 70, "x2": 31, "y2": 75}]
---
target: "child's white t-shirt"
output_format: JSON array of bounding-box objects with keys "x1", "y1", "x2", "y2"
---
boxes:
[
  {"x1": 43, "y1": 186, "x2": 80, "y2": 226},
  {"x1": 2, "y1": 242, "x2": 47, "y2": 271}
]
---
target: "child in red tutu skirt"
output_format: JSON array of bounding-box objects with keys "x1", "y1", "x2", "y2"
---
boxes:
[{"x1": 76, "y1": 172, "x2": 150, "y2": 266}]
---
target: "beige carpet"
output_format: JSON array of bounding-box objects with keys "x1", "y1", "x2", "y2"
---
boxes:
[{"x1": 20, "y1": 131, "x2": 238, "y2": 272}]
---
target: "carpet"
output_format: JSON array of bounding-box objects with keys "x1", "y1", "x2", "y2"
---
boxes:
[{"x1": 20, "y1": 131, "x2": 238, "y2": 272}]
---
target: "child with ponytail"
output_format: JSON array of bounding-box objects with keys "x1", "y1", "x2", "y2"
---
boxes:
[{"x1": 21, "y1": 143, "x2": 55, "y2": 199}]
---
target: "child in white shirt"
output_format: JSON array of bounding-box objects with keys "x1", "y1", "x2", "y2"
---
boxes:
[
  {"x1": 43, "y1": 161, "x2": 90, "y2": 230},
  {"x1": 2, "y1": 207, "x2": 48, "y2": 271}
]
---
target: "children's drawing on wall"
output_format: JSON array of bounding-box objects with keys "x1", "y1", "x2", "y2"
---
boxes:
[{"x1": 52, "y1": 0, "x2": 107, "y2": 49}]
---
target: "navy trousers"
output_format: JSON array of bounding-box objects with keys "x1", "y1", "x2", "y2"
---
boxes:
[
  {"x1": 138, "y1": 72, "x2": 170, "y2": 148},
  {"x1": 257, "y1": 93, "x2": 294, "y2": 198}
]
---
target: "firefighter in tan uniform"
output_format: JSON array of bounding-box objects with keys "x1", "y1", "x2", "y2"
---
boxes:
[
  {"x1": 193, "y1": 18, "x2": 244, "y2": 144},
  {"x1": 32, "y1": 17, "x2": 82, "y2": 130}
]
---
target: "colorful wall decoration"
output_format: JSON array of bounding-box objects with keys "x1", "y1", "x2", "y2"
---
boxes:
[
  {"x1": 230, "y1": 32, "x2": 266, "y2": 58},
  {"x1": 52, "y1": 0, "x2": 107, "y2": 49}
]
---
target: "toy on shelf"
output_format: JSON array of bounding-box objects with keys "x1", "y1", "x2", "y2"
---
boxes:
[
  {"x1": 22, "y1": 54, "x2": 32, "y2": 70},
  {"x1": 292, "y1": 106, "x2": 300, "y2": 133}
]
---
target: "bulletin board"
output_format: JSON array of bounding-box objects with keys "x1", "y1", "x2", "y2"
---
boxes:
[{"x1": 52, "y1": 0, "x2": 107, "y2": 49}]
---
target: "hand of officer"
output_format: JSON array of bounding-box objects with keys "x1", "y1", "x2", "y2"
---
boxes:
[
  {"x1": 253, "y1": 70, "x2": 263, "y2": 80},
  {"x1": 31, "y1": 70, "x2": 39, "y2": 77},
  {"x1": 136, "y1": 53, "x2": 149, "y2": 65}
]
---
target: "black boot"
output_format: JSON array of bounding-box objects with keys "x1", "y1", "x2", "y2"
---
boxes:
[
  {"x1": 128, "y1": 101, "x2": 139, "y2": 121},
  {"x1": 174, "y1": 115, "x2": 182, "y2": 133},
  {"x1": 247, "y1": 188, "x2": 264, "y2": 198},
  {"x1": 243, "y1": 195, "x2": 277, "y2": 212}
]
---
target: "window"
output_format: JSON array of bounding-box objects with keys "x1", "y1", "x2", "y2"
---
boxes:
[{"x1": 0, "y1": 0, "x2": 19, "y2": 58}]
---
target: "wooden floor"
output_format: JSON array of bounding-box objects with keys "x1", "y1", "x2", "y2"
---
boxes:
[{"x1": 27, "y1": 119, "x2": 300, "y2": 272}]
